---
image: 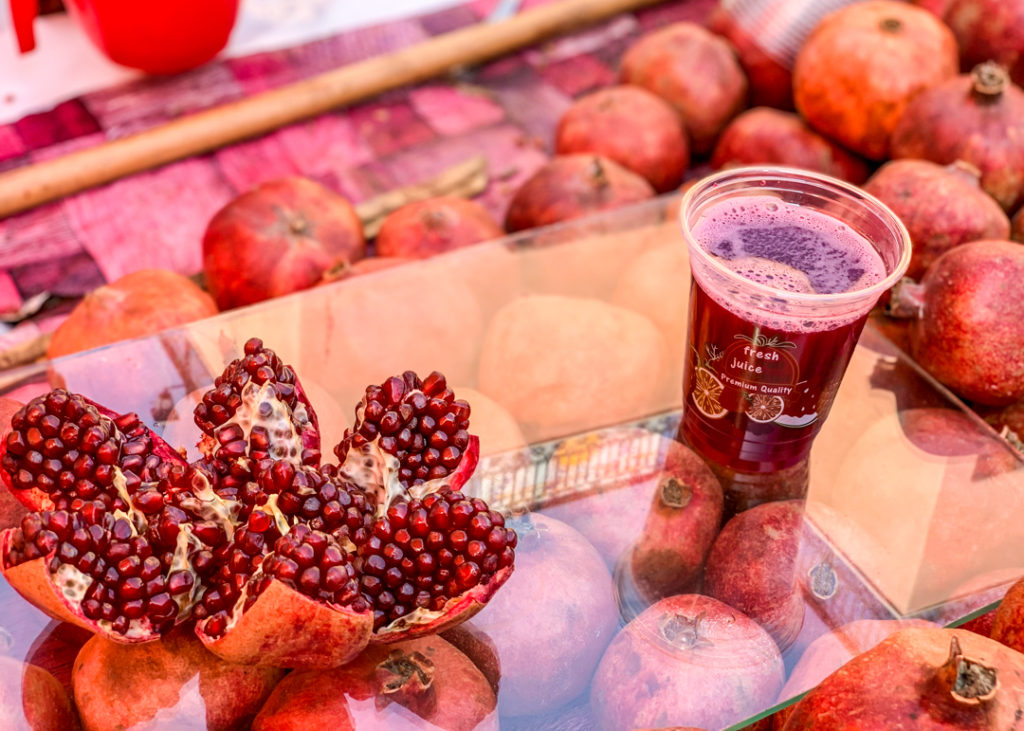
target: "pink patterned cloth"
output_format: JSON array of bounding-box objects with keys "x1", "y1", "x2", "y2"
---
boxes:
[{"x1": 0, "y1": 0, "x2": 714, "y2": 350}]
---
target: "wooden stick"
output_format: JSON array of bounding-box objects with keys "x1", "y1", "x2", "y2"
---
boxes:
[{"x1": 0, "y1": 0, "x2": 662, "y2": 218}]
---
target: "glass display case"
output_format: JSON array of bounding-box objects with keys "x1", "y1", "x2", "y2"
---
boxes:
[{"x1": 0, "y1": 195, "x2": 1020, "y2": 729}]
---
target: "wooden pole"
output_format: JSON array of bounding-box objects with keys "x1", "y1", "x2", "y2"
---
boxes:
[{"x1": 0, "y1": 0, "x2": 663, "y2": 218}]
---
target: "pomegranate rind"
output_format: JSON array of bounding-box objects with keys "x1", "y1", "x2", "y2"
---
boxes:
[
  {"x1": 371, "y1": 563, "x2": 514, "y2": 644},
  {"x1": 196, "y1": 576, "x2": 373, "y2": 669},
  {"x1": 0, "y1": 530, "x2": 159, "y2": 643}
]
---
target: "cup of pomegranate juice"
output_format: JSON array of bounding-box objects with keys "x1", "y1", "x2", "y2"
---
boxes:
[{"x1": 679, "y1": 167, "x2": 910, "y2": 481}]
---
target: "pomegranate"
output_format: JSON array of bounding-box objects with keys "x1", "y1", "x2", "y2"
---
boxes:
[
  {"x1": 438, "y1": 621, "x2": 501, "y2": 697},
  {"x1": 203, "y1": 177, "x2": 366, "y2": 310},
  {"x1": 628, "y1": 439, "x2": 723, "y2": 603},
  {"x1": 554, "y1": 85, "x2": 689, "y2": 193},
  {"x1": 469, "y1": 513, "x2": 619, "y2": 717},
  {"x1": 591, "y1": 594, "x2": 784, "y2": 730},
  {"x1": 504, "y1": 155, "x2": 655, "y2": 233},
  {"x1": 1, "y1": 339, "x2": 515, "y2": 668},
  {"x1": 892, "y1": 63, "x2": 1024, "y2": 211},
  {"x1": 707, "y1": 5, "x2": 793, "y2": 110},
  {"x1": 477, "y1": 295, "x2": 668, "y2": 442},
  {"x1": 990, "y1": 577, "x2": 1024, "y2": 652},
  {"x1": 72, "y1": 627, "x2": 284, "y2": 731},
  {"x1": 782, "y1": 628, "x2": 1024, "y2": 729},
  {"x1": 780, "y1": 618, "x2": 938, "y2": 701},
  {"x1": 864, "y1": 160, "x2": 1009, "y2": 280},
  {"x1": 374, "y1": 196, "x2": 503, "y2": 259},
  {"x1": 47, "y1": 269, "x2": 218, "y2": 359},
  {"x1": 891, "y1": 240, "x2": 1024, "y2": 405},
  {"x1": 944, "y1": 0, "x2": 1024, "y2": 87},
  {"x1": 251, "y1": 635, "x2": 497, "y2": 730},
  {"x1": 711, "y1": 107, "x2": 869, "y2": 184},
  {"x1": 792, "y1": 0, "x2": 958, "y2": 160},
  {"x1": 0, "y1": 657, "x2": 79, "y2": 731},
  {"x1": 619, "y1": 22, "x2": 748, "y2": 155},
  {"x1": 704, "y1": 500, "x2": 805, "y2": 651}
]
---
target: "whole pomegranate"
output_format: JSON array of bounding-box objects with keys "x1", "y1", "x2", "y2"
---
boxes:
[
  {"x1": 892, "y1": 62, "x2": 1024, "y2": 212},
  {"x1": 251, "y1": 635, "x2": 497, "y2": 730},
  {"x1": 990, "y1": 576, "x2": 1024, "y2": 652},
  {"x1": 620, "y1": 22, "x2": 748, "y2": 154},
  {"x1": 793, "y1": 0, "x2": 958, "y2": 160},
  {"x1": 374, "y1": 196, "x2": 503, "y2": 259},
  {"x1": 504, "y1": 155, "x2": 654, "y2": 233},
  {"x1": 864, "y1": 160, "x2": 1009, "y2": 279},
  {"x1": 0, "y1": 657, "x2": 79, "y2": 731},
  {"x1": 0, "y1": 338, "x2": 515, "y2": 669},
  {"x1": 782, "y1": 628, "x2": 1024, "y2": 729},
  {"x1": 891, "y1": 240, "x2": 1024, "y2": 405},
  {"x1": 944, "y1": 0, "x2": 1024, "y2": 87},
  {"x1": 203, "y1": 177, "x2": 366, "y2": 310},
  {"x1": 555, "y1": 85, "x2": 689, "y2": 193},
  {"x1": 469, "y1": 513, "x2": 619, "y2": 717},
  {"x1": 628, "y1": 439, "x2": 723, "y2": 602},
  {"x1": 704, "y1": 500, "x2": 805, "y2": 651},
  {"x1": 47, "y1": 269, "x2": 218, "y2": 359},
  {"x1": 590, "y1": 594, "x2": 784, "y2": 730},
  {"x1": 707, "y1": 6, "x2": 793, "y2": 110},
  {"x1": 711, "y1": 107, "x2": 869, "y2": 183},
  {"x1": 72, "y1": 627, "x2": 284, "y2": 731}
]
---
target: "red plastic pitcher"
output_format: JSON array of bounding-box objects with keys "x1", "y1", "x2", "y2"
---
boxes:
[{"x1": 10, "y1": 0, "x2": 240, "y2": 74}]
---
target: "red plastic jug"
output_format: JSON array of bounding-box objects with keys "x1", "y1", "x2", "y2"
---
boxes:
[{"x1": 10, "y1": 0, "x2": 239, "y2": 74}]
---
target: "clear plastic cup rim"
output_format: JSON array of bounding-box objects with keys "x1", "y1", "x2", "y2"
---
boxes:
[{"x1": 679, "y1": 165, "x2": 912, "y2": 309}]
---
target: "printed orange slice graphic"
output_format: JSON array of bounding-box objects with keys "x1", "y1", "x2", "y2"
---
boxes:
[
  {"x1": 692, "y1": 367, "x2": 727, "y2": 419},
  {"x1": 746, "y1": 394, "x2": 785, "y2": 423}
]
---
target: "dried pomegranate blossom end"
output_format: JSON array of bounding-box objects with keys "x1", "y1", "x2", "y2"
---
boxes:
[
  {"x1": 938, "y1": 636, "x2": 1000, "y2": 705},
  {"x1": 194, "y1": 337, "x2": 321, "y2": 475}
]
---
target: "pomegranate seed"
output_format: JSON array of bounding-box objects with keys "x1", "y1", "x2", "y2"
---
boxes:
[
  {"x1": 112, "y1": 616, "x2": 130, "y2": 635},
  {"x1": 148, "y1": 593, "x2": 176, "y2": 618},
  {"x1": 456, "y1": 562, "x2": 480, "y2": 588},
  {"x1": 298, "y1": 567, "x2": 320, "y2": 594},
  {"x1": 364, "y1": 555, "x2": 386, "y2": 576},
  {"x1": 168, "y1": 572, "x2": 194, "y2": 595},
  {"x1": 449, "y1": 531, "x2": 468, "y2": 552},
  {"x1": 416, "y1": 553, "x2": 435, "y2": 575},
  {"x1": 120, "y1": 577, "x2": 145, "y2": 600},
  {"x1": 466, "y1": 541, "x2": 487, "y2": 562}
]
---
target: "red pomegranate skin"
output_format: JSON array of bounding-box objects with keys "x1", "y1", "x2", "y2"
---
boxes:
[
  {"x1": 47, "y1": 269, "x2": 218, "y2": 359},
  {"x1": 711, "y1": 107, "x2": 870, "y2": 184},
  {"x1": 629, "y1": 439, "x2": 723, "y2": 602},
  {"x1": 793, "y1": 0, "x2": 958, "y2": 160},
  {"x1": 375, "y1": 196, "x2": 504, "y2": 259},
  {"x1": 203, "y1": 176, "x2": 366, "y2": 310},
  {"x1": 864, "y1": 160, "x2": 1010, "y2": 279},
  {"x1": 891, "y1": 64, "x2": 1024, "y2": 211},
  {"x1": 251, "y1": 635, "x2": 497, "y2": 731},
  {"x1": 620, "y1": 22, "x2": 748, "y2": 155},
  {"x1": 991, "y1": 578, "x2": 1024, "y2": 652},
  {"x1": 469, "y1": 513, "x2": 619, "y2": 718},
  {"x1": 704, "y1": 500, "x2": 805, "y2": 652},
  {"x1": 707, "y1": 6, "x2": 793, "y2": 110},
  {"x1": 555, "y1": 85, "x2": 689, "y2": 193},
  {"x1": 0, "y1": 657, "x2": 79, "y2": 731},
  {"x1": 908, "y1": 240, "x2": 1024, "y2": 405},
  {"x1": 591, "y1": 594, "x2": 784, "y2": 730},
  {"x1": 504, "y1": 155, "x2": 654, "y2": 233},
  {"x1": 782, "y1": 627, "x2": 1024, "y2": 729},
  {"x1": 945, "y1": 0, "x2": 1024, "y2": 87},
  {"x1": 72, "y1": 627, "x2": 285, "y2": 731}
]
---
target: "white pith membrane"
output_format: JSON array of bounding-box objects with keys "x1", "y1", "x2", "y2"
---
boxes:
[{"x1": 206, "y1": 381, "x2": 307, "y2": 463}]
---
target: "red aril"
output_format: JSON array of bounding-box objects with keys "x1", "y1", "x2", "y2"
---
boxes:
[
  {"x1": 620, "y1": 22, "x2": 748, "y2": 155},
  {"x1": 704, "y1": 500, "x2": 805, "y2": 651},
  {"x1": 251, "y1": 635, "x2": 498, "y2": 731},
  {"x1": 591, "y1": 594, "x2": 784, "y2": 730},
  {"x1": 72, "y1": 627, "x2": 284, "y2": 731},
  {"x1": 712, "y1": 107, "x2": 869, "y2": 184},
  {"x1": 0, "y1": 398, "x2": 30, "y2": 531},
  {"x1": 864, "y1": 160, "x2": 1009, "y2": 280},
  {"x1": 892, "y1": 240, "x2": 1024, "y2": 405},
  {"x1": 944, "y1": 0, "x2": 1024, "y2": 87},
  {"x1": 202, "y1": 177, "x2": 366, "y2": 310},
  {"x1": 891, "y1": 63, "x2": 1024, "y2": 211},
  {"x1": 793, "y1": 0, "x2": 958, "y2": 160},
  {"x1": 0, "y1": 657, "x2": 79, "y2": 731},
  {"x1": 504, "y1": 155, "x2": 654, "y2": 233},
  {"x1": 782, "y1": 628, "x2": 1024, "y2": 729},
  {"x1": 374, "y1": 196, "x2": 503, "y2": 259},
  {"x1": 47, "y1": 269, "x2": 217, "y2": 359},
  {"x1": 555, "y1": 85, "x2": 689, "y2": 193}
]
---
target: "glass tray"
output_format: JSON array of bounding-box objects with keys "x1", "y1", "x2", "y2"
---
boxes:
[{"x1": 0, "y1": 195, "x2": 1020, "y2": 729}]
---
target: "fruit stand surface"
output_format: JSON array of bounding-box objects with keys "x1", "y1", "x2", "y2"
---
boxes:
[
  {"x1": 0, "y1": 0, "x2": 714, "y2": 353},
  {"x1": 0, "y1": 195, "x2": 1021, "y2": 729}
]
